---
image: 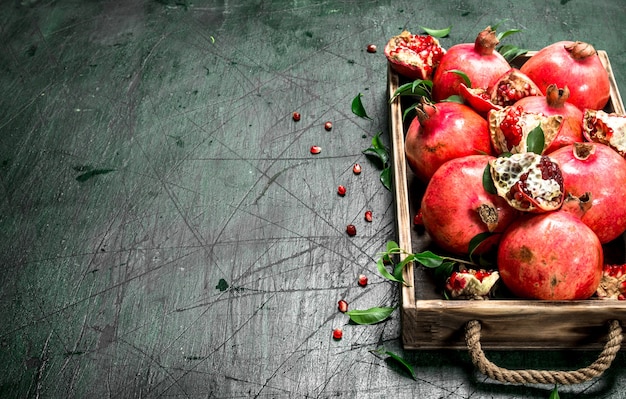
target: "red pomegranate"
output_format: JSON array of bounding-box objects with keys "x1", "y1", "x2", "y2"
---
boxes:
[
  {"x1": 405, "y1": 101, "x2": 493, "y2": 182},
  {"x1": 384, "y1": 30, "x2": 446, "y2": 80},
  {"x1": 520, "y1": 41, "x2": 610, "y2": 111},
  {"x1": 418, "y1": 155, "x2": 519, "y2": 256},
  {"x1": 549, "y1": 142, "x2": 626, "y2": 243},
  {"x1": 497, "y1": 196, "x2": 603, "y2": 300},
  {"x1": 432, "y1": 27, "x2": 511, "y2": 102},
  {"x1": 513, "y1": 85, "x2": 584, "y2": 154}
]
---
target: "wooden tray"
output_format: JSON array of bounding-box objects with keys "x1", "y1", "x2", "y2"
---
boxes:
[{"x1": 389, "y1": 51, "x2": 626, "y2": 350}]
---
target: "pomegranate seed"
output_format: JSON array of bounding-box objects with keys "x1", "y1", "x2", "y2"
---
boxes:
[
  {"x1": 358, "y1": 274, "x2": 368, "y2": 287},
  {"x1": 352, "y1": 163, "x2": 362, "y2": 175},
  {"x1": 292, "y1": 111, "x2": 301, "y2": 121},
  {"x1": 337, "y1": 299, "x2": 348, "y2": 313},
  {"x1": 366, "y1": 44, "x2": 377, "y2": 53},
  {"x1": 413, "y1": 211, "x2": 423, "y2": 225},
  {"x1": 310, "y1": 145, "x2": 321, "y2": 154},
  {"x1": 332, "y1": 328, "x2": 343, "y2": 340},
  {"x1": 324, "y1": 121, "x2": 333, "y2": 131},
  {"x1": 364, "y1": 210, "x2": 373, "y2": 222},
  {"x1": 337, "y1": 185, "x2": 346, "y2": 196},
  {"x1": 346, "y1": 224, "x2": 357, "y2": 236}
]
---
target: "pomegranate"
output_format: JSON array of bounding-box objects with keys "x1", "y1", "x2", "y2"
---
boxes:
[
  {"x1": 459, "y1": 68, "x2": 540, "y2": 118},
  {"x1": 520, "y1": 41, "x2": 610, "y2": 111},
  {"x1": 405, "y1": 100, "x2": 493, "y2": 182},
  {"x1": 431, "y1": 26, "x2": 511, "y2": 102},
  {"x1": 583, "y1": 110, "x2": 626, "y2": 157},
  {"x1": 497, "y1": 196, "x2": 604, "y2": 300},
  {"x1": 489, "y1": 152, "x2": 564, "y2": 213},
  {"x1": 419, "y1": 155, "x2": 519, "y2": 256},
  {"x1": 488, "y1": 105, "x2": 563, "y2": 155},
  {"x1": 384, "y1": 30, "x2": 446, "y2": 80},
  {"x1": 596, "y1": 264, "x2": 626, "y2": 300},
  {"x1": 549, "y1": 142, "x2": 626, "y2": 243},
  {"x1": 445, "y1": 268, "x2": 500, "y2": 299},
  {"x1": 513, "y1": 85, "x2": 584, "y2": 154}
]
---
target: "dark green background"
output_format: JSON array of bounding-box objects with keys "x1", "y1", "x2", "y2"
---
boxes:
[{"x1": 1, "y1": 1, "x2": 625, "y2": 398}]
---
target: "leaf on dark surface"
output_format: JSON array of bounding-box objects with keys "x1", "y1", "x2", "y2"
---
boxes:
[
  {"x1": 352, "y1": 93, "x2": 372, "y2": 119},
  {"x1": 75, "y1": 168, "x2": 116, "y2": 182},
  {"x1": 216, "y1": 278, "x2": 229, "y2": 292},
  {"x1": 346, "y1": 306, "x2": 395, "y2": 325},
  {"x1": 383, "y1": 350, "x2": 417, "y2": 380},
  {"x1": 420, "y1": 25, "x2": 452, "y2": 38}
]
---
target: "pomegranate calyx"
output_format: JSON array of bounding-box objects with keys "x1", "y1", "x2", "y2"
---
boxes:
[
  {"x1": 545, "y1": 84, "x2": 570, "y2": 108},
  {"x1": 561, "y1": 192, "x2": 593, "y2": 219},
  {"x1": 572, "y1": 142, "x2": 596, "y2": 161},
  {"x1": 474, "y1": 26, "x2": 499, "y2": 56},
  {"x1": 445, "y1": 268, "x2": 499, "y2": 299},
  {"x1": 477, "y1": 203, "x2": 499, "y2": 232},
  {"x1": 565, "y1": 41, "x2": 597, "y2": 60}
]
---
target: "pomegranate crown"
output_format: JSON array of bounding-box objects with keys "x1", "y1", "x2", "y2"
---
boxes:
[{"x1": 474, "y1": 26, "x2": 499, "y2": 55}]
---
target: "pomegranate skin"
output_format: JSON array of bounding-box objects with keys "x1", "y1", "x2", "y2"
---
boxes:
[
  {"x1": 420, "y1": 155, "x2": 519, "y2": 256},
  {"x1": 549, "y1": 143, "x2": 626, "y2": 243},
  {"x1": 405, "y1": 101, "x2": 493, "y2": 182},
  {"x1": 432, "y1": 27, "x2": 510, "y2": 102},
  {"x1": 497, "y1": 211, "x2": 603, "y2": 300},
  {"x1": 520, "y1": 41, "x2": 610, "y2": 111}
]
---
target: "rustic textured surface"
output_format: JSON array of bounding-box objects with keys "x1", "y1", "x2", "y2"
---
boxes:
[{"x1": 1, "y1": 1, "x2": 626, "y2": 398}]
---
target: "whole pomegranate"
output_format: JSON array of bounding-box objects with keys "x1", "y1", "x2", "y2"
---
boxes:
[
  {"x1": 549, "y1": 142, "x2": 626, "y2": 243},
  {"x1": 513, "y1": 85, "x2": 584, "y2": 154},
  {"x1": 520, "y1": 41, "x2": 610, "y2": 111},
  {"x1": 432, "y1": 26, "x2": 511, "y2": 102},
  {"x1": 419, "y1": 155, "x2": 519, "y2": 256},
  {"x1": 497, "y1": 196, "x2": 603, "y2": 300},
  {"x1": 405, "y1": 100, "x2": 493, "y2": 181},
  {"x1": 384, "y1": 30, "x2": 446, "y2": 80}
]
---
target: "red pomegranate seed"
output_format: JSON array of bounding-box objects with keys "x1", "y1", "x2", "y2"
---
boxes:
[
  {"x1": 310, "y1": 145, "x2": 321, "y2": 154},
  {"x1": 346, "y1": 224, "x2": 357, "y2": 236},
  {"x1": 292, "y1": 111, "x2": 301, "y2": 121},
  {"x1": 337, "y1": 185, "x2": 346, "y2": 196},
  {"x1": 358, "y1": 274, "x2": 368, "y2": 287},
  {"x1": 352, "y1": 163, "x2": 362, "y2": 175},
  {"x1": 366, "y1": 44, "x2": 377, "y2": 53},
  {"x1": 324, "y1": 121, "x2": 333, "y2": 131},
  {"x1": 337, "y1": 299, "x2": 348, "y2": 313},
  {"x1": 332, "y1": 328, "x2": 343, "y2": 340},
  {"x1": 364, "y1": 210, "x2": 373, "y2": 222},
  {"x1": 413, "y1": 211, "x2": 423, "y2": 225}
]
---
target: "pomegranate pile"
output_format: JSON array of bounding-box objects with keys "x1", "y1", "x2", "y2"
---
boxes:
[{"x1": 386, "y1": 26, "x2": 626, "y2": 301}]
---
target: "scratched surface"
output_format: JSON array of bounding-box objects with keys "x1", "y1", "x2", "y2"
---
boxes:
[{"x1": 1, "y1": 1, "x2": 626, "y2": 398}]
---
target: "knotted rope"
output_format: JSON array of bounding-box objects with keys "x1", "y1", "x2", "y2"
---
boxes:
[{"x1": 465, "y1": 319, "x2": 622, "y2": 385}]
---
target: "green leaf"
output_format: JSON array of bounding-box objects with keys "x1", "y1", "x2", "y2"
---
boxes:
[
  {"x1": 496, "y1": 28, "x2": 522, "y2": 41},
  {"x1": 76, "y1": 168, "x2": 116, "y2": 182},
  {"x1": 442, "y1": 94, "x2": 464, "y2": 104},
  {"x1": 383, "y1": 350, "x2": 417, "y2": 380},
  {"x1": 468, "y1": 232, "x2": 494, "y2": 260},
  {"x1": 498, "y1": 44, "x2": 528, "y2": 63},
  {"x1": 433, "y1": 260, "x2": 456, "y2": 283},
  {"x1": 482, "y1": 163, "x2": 497, "y2": 195},
  {"x1": 390, "y1": 80, "x2": 432, "y2": 103},
  {"x1": 380, "y1": 167, "x2": 392, "y2": 191},
  {"x1": 549, "y1": 385, "x2": 560, "y2": 399},
  {"x1": 216, "y1": 278, "x2": 229, "y2": 291},
  {"x1": 362, "y1": 132, "x2": 389, "y2": 166},
  {"x1": 347, "y1": 306, "x2": 395, "y2": 325},
  {"x1": 526, "y1": 124, "x2": 545, "y2": 154},
  {"x1": 386, "y1": 240, "x2": 400, "y2": 253},
  {"x1": 447, "y1": 70, "x2": 471, "y2": 88},
  {"x1": 420, "y1": 25, "x2": 452, "y2": 38},
  {"x1": 352, "y1": 93, "x2": 372, "y2": 119},
  {"x1": 402, "y1": 102, "x2": 421, "y2": 121},
  {"x1": 410, "y1": 251, "x2": 445, "y2": 268},
  {"x1": 377, "y1": 258, "x2": 405, "y2": 284}
]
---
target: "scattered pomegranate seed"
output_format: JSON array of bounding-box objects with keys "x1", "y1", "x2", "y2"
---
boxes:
[
  {"x1": 413, "y1": 211, "x2": 423, "y2": 225},
  {"x1": 352, "y1": 163, "x2": 362, "y2": 175},
  {"x1": 292, "y1": 112, "x2": 301, "y2": 121},
  {"x1": 358, "y1": 274, "x2": 368, "y2": 287},
  {"x1": 346, "y1": 224, "x2": 357, "y2": 236},
  {"x1": 310, "y1": 145, "x2": 321, "y2": 154},
  {"x1": 337, "y1": 299, "x2": 348, "y2": 313},
  {"x1": 324, "y1": 121, "x2": 333, "y2": 131},
  {"x1": 332, "y1": 328, "x2": 343, "y2": 340},
  {"x1": 366, "y1": 44, "x2": 377, "y2": 53},
  {"x1": 364, "y1": 210, "x2": 373, "y2": 222},
  {"x1": 337, "y1": 185, "x2": 346, "y2": 196}
]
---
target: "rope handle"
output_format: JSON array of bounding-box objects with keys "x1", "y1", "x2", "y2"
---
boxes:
[{"x1": 465, "y1": 319, "x2": 623, "y2": 385}]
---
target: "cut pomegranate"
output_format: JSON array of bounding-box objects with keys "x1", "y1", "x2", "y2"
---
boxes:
[
  {"x1": 583, "y1": 110, "x2": 626, "y2": 157},
  {"x1": 596, "y1": 264, "x2": 626, "y2": 300},
  {"x1": 445, "y1": 268, "x2": 500, "y2": 299},
  {"x1": 384, "y1": 30, "x2": 446, "y2": 80},
  {"x1": 489, "y1": 152, "x2": 564, "y2": 213}
]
